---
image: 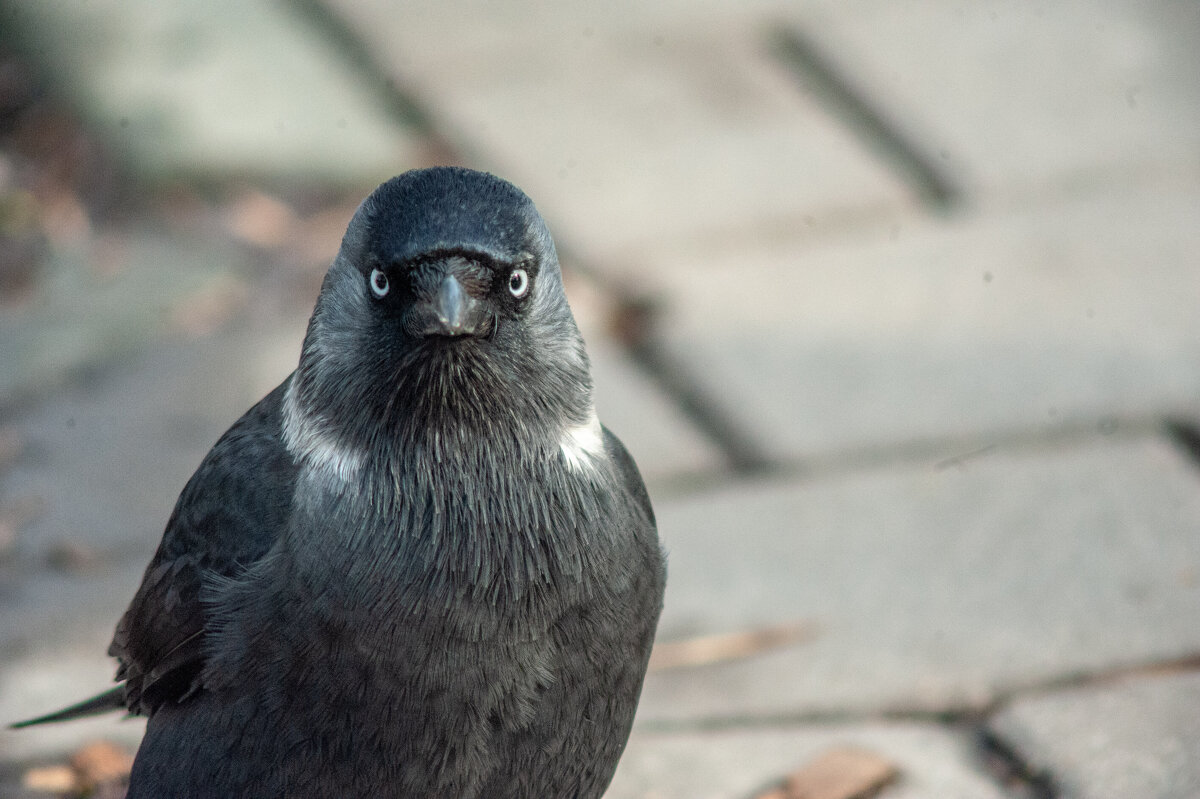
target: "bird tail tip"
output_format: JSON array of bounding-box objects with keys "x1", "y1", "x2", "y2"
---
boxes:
[{"x1": 9, "y1": 686, "x2": 126, "y2": 729}]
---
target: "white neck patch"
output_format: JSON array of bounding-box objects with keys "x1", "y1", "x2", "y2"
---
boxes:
[
  {"x1": 282, "y1": 380, "x2": 364, "y2": 484},
  {"x1": 560, "y1": 411, "x2": 605, "y2": 473}
]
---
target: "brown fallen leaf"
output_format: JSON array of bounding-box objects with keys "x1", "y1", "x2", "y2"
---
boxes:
[
  {"x1": 0, "y1": 224, "x2": 45, "y2": 304},
  {"x1": 782, "y1": 747, "x2": 899, "y2": 799},
  {"x1": 648, "y1": 620, "x2": 818, "y2": 671},
  {"x1": 168, "y1": 274, "x2": 248, "y2": 338},
  {"x1": 22, "y1": 764, "x2": 76, "y2": 794},
  {"x1": 39, "y1": 189, "x2": 92, "y2": 247},
  {"x1": 70, "y1": 740, "x2": 134, "y2": 791},
  {"x1": 223, "y1": 189, "x2": 297, "y2": 249},
  {"x1": 287, "y1": 203, "x2": 358, "y2": 270},
  {"x1": 23, "y1": 740, "x2": 135, "y2": 798}
]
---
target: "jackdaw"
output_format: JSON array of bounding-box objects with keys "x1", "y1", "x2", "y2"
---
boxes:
[{"x1": 16, "y1": 167, "x2": 666, "y2": 798}]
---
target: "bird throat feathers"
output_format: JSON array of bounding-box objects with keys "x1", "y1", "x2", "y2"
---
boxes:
[
  {"x1": 275, "y1": 360, "x2": 618, "y2": 630},
  {"x1": 282, "y1": 342, "x2": 605, "y2": 499}
]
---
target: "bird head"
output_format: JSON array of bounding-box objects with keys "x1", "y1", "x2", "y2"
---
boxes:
[{"x1": 283, "y1": 168, "x2": 597, "y2": 479}]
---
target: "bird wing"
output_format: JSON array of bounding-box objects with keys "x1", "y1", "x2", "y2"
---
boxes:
[
  {"x1": 109, "y1": 377, "x2": 299, "y2": 716},
  {"x1": 601, "y1": 425, "x2": 656, "y2": 527}
]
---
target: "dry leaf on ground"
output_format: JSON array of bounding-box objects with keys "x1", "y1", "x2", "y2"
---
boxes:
[
  {"x1": 752, "y1": 746, "x2": 900, "y2": 799},
  {"x1": 22, "y1": 740, "x2": 133, "y2": 798},
  {"x1": 649, "y1": 620, "x2": 818, "y2": 671}
]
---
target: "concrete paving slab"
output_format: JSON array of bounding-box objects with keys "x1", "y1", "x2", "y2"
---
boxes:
[
  {"x1": 328, "y1": 1, "x2": 915, "y2": 264},
  {"x1": 1, "y1": 321, "x2": 306, "y2": 557},
  {"x1": 638, "y1": 435, "x2": 1200, "y2": 722},
  {"x1": 2, "y1": 0, "x2": 423, "y2": 184},
  {"x1": 988, "y1": 672, "x2": 1200, "y2": 799},
  {"x1": 0, "y1": 230, "x2": 248, "y2": 412},
  {"x1": 795, "y1": 0, "x2": 1200, "y2": 200},
  {"x1": 566, "y1": 267, "x2": 728, "y2": 484},
  {"x1": 0, "y1": 591, "x2": 149, "y2": 764},
  {"x1": 327, "y1": 0, "x2": 802, "y2": 51},
  {"x1": 608, "y1": 723, "x2": 1011, "y2": 799},
  {"x1": 0, "y1": 323, "x2": 309, "y2": 752},
  {"x1": 589, "y1": 336, "x2": 727, "y2": 488},
  {"x1": 637, "y1": 182, "x2": 1200, "y2": 462}
]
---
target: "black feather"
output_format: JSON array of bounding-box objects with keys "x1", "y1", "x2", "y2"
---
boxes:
[{"x1": 10, "y1": 687, "x2": 126, "y2": 728}]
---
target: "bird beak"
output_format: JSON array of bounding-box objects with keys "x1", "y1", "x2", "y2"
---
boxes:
[
  {"x1": 415, "y1": 273, "x2": 488, "y2": 337},
  {"x1": 435, "y1": 273, "x2": 470, "y2": 332}
]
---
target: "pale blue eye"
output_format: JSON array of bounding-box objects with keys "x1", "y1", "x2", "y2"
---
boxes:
[
  {"x1": 508, "y1": 268, "x2": 529, "y2": 298},
  {"x1": 369, "y1": 268, "x2": 389, "y2": 298}
]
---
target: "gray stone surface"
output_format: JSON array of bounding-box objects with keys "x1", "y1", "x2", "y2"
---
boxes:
[
  {"x1": 797, "y1": 0, "x2": 1200, "y2": 200},
  {"x1": 638, "y1": 182, "x2": 1200, "y2": 462},
  {"x1": 638, "y1": 435, "x2": 1200, "y2": 722},
  {"x1": 3, "y1": 0, "x2": 424, "y2": 184},
  {"x1": 0, "y1": 323, "x2": 309, "y2": 764},
  {"x1": 328, "y1": 0, "x2": 915, "y2": 265},
  {"x1": 1, "y1": 320, "x2": 306, "y2": 558},
  {"x1": 0, "y1": 330, "x2": 287, "y2": 762},
  {"x1": 328, "y1": 0, "x2": 803, "y2": 48},
  {"x1": 0, "y1": 230, "x2": 248, "y2": 411},
  {"x1": 607, "y1": 723, "x2": 1011, "y2": 799},
  {"x1": 589, "y1": 336, "x2": 727, "y2": 488},
  {"x1": 989, "y1": 672, "x2": 1200, "y2": 799},
  {"x1": 0, "y1": 597, "x2": 149, "y2": 763},
  {"x1": 565, "y1": 269, "x2": 729, "y2": 485}
]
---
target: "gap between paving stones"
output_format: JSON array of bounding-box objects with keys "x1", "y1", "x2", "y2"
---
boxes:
[
  {"x1": 635, "y1": 657, "x2": 1200, "y2": 798},
  {"x1": 283, "y1": 0, "x2": 460, "y2": 163},
  {"x1": 639, "y1": 653, "x2": 1200, "y2": 736},
  {"x1": 778, "y1": 414, "x2": 1175, "y2": 482},
  {"x1": 974, "y1": 727, "x2": 1059, "y2": 799},
  {"x1": 765, "y1": 23, "x2": 963, "y2": 213},
  {"x1": 632, "y1": 405, "x2": 1197, "y2": 501},
  {"x1": 1163, "y1": 418, "x2": 1200, "y2": 471}
]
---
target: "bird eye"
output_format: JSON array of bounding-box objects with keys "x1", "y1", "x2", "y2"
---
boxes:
[
  {"x1": 369, "y1": 268, "x2": 390, "y2": 298},
  {"x1": 508, "y1": 268, "x2": 530, "y2": 298}
]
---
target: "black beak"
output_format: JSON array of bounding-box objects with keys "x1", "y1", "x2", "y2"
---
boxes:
[
  {"x1": 410, "y1": 273, "x2": 490, "y2": 338},
  {"x1": 434, "y1": 274, "x2": 471, "y2": 334}
]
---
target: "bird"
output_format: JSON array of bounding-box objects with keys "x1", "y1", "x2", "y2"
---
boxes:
[{"x1": 14, "y1": 166, "x2": 666, "y2": 798}]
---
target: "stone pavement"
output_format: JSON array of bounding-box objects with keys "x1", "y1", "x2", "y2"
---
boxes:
[{"x1": 1, "y1": 1, "x2": 1199, "y2": 797}]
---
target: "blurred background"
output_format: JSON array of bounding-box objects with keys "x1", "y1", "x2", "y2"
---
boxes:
[{"x1": 1, "y1": 2, "x2": 1198, "y2": 797}]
